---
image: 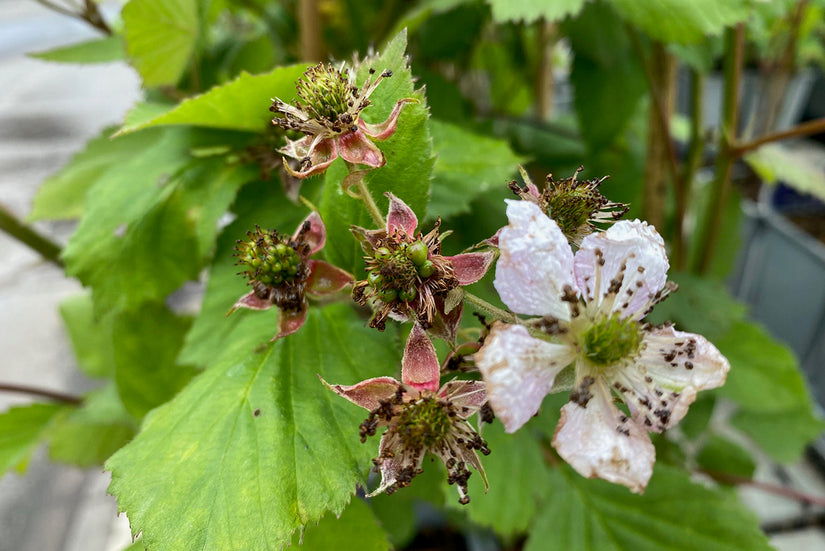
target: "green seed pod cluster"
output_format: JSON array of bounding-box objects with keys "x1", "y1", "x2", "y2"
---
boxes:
[
  {"x1": 235, "y1": 227, "x2": 304, "y2": 288},
  {"x1": 367, "y1": 240, "x2": 435, "y2": 303},
  {"x1": 295, "y1": 63, "x2": 357, "y2": 123}
]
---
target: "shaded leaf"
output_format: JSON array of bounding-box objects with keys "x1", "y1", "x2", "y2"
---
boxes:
[
  {"x1": 112, "y1": 302, "x2": 197, "y2": 420},
  {"x1": 487, "y1": 0, "x2": 587, "y2": 23},
  {"x1": 59, "y1": 293, "x2": 115, "y2": 378},
  {"x1": 609, "y1": 0, "x2": 749, "y2": 45},
  {"x1": 0, "y1": 403, "x2": 65, "y2": 474},
  {"x1": 49, "y1": 384, "x2": 136, "y2": 468},
  {"x1": 526, "y1": 464, "x2": 772, "y2": 551},
  {"x1": 30, "y1": 35, "x2": 126, "y2": 64},
  {"x1": 122, "y1": 0, "x2": 199, "y2": 87},
  {"x1": 744, "y1": 143, "x2": 825, "y2": 204},
  {"x1": 117, "y1": 64, "x2": 307, "y2": 134},
  {"x1": 697, "y1": 435, "x2": 756, "y2": 480},
  {"x1": 293, "y1": 499, "x2": 389, "y2": 550},
  {"x1": 429, "y1": 119, "x2": 525, "y2": 220},
  {"x1": 731, "y1": 407, "x2": 825, "y2": 464},
  {"x1": 107, "y1": 304, "x2": 402, "y2": 550}
]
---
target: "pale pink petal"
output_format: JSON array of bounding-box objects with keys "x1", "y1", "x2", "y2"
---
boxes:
[
  {"x1": 227, "y1": 290, "x2": 274, "y2": 315},
  {"x1": 336, "y1": 129, "x2": 385, "y2": 168},
  {"x1": 475, "y1": 323, "x2": 576, "y2": 433},
  {"x1": 439, "y1": 380, "x2": 487, "y2": 417},
  {"x1": 366, "y1": 433, "x2": 401, "y2": 497},
  {"x1": 294, "y1": 211, "x2": 326, "y2": 254},
  {"x1": 278, "y1": 134, "x2": 315, "y2": 160},
  {"x1": 306, "y1": 259, "x2": 353, "y2": 295},
  {"x1": 616, "y1": 326, "x2": 729, "y2": 431},
  {"x1": 401, "y1": 323, "x2": 440, "y2": 392},
  {"x1": 575, "y1": 220, "x2": 668, "y2": 319},
  {"x1": 553, "y1": 380, "x2": 654, "y2": 494},
  {"x1": 319, "y1": 375, "x2": 401, "y2": 411},
  {"x1": 385, "y1": 192, "x2": 418, "y2": 236},
  {"x1": 272, "y1": 304, "x2": 308, "y2": 340},
  {"x1": 445, "y1": 251, "x2": 495, "y2": 286},
  {"x1": 281, "y1": 150, "x2": 338, "y2": 179},
  {"x1": 494, "y1": 200, "x2": 576, "y2": 320},
  {"x1": 358, "y1": 98, "x2": 417, "y2": 140},
  {"x1": 280, "y1": 137, "x2": 338, "y2": 179}
]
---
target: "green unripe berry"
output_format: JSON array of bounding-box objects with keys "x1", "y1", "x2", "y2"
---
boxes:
[
  {"x1": 379, "y1": 288, "x2": 397, "y2": 302},
  {"x1": 417, "y1": 260, "x2": 435, "y2": 278},
  {"x1": 368, "y1": 271, "x2": 383, "y2": 287},
  {"x1": 375, "y1": 247, "x2": 391, "y2": 259},
  {"x1": 399, "y1": 287, "x2": 417, "y2": 302},
  {"x1": 407, "y1": 241, "x2": 428, "y2": 266}
]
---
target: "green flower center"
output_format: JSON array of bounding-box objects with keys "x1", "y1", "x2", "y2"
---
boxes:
[
  {"x1": 366, "y1": 241, "x2": 434, "y2": 302},
  {"x1": 396, "y1": 396, "x2": 451, "y2": 449},
  {"x1": 236, "y1": 228, "x2": 304, "y2": 287},
  {"x1": 581, "y1": 313, "x2": 643, "y2": 367},
  {"x1": 546, "y1": 185, "x2": 605, "y2": 238},
  {"x1": 296, "y1": 63, "x2": 357, "y2": 122}
]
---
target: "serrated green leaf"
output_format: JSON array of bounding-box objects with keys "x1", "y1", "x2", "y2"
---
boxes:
[
  {"x1": 122, "y1": 0, "x2": 199, "y2": 87},
  {"x1": 293, "y1": 499, "x2": 389, "y2": 550},
  {"x1": 391, "y1": 0, "x2": 477, "y2": 37},
  {"x1": 107, "y1": 304, "x2": 402, "y2": 550},
  {"x1": 320, "y1": 30, "x2": 435, "y2": 276},
  {"x1": 716, "y1": 320, "x2": 811, "y2": 412},
  {"x1": 178, "y1": 179, "x2": 311, "y2": 368},
  {"x1": 30, "y1": 35, "x2": 126, "y2": 64},
  {"x1": 645, "y1": 272, "x2": 747, "y2": 340},
  {"x1": 526, "y1": 464, "x2": 772, "y2": 551},
  {"x1": 429, "y1": 120, "x2": 524, "y2": 220},
  {"x1": 112, "y1": 302, "x2": 196, "y2": 420},
  {"x1": 117, "y1": 64, "x2": 307, "y2": 134},
  {"x1": 59, "y1": 293, "x2": 115, "y2": 378},
  {"x1": 0, "y1": 403, "x2": 65, "y2": 474},
  {"x1": 731, "y1": 407, "x2": 825, "y2": 464},
  {"x1": 564, "y1": 2, "x2": 647, "y2": 151},
  {"x1": 30, "y1": 127, "x2": 159, "y2": 221},
  {"x1": 609, "y1": 0, "x2": 748, "y2": 45},
  {"x1": 744, "y1": 143, "x2": 825, "y2": 204},
  {"x1": 447, "y1": 419, "x2": 551, "y2": 536},
  {"x1": 63, "y1": 137, "x2": 255, "y2": 313},
  {"x1": 697, "y1": 435, "x2": 756, "y2": 480},
  {"x1": 487, "y1": 0, "x2": 587, "y2": 23},
  {"x1": 49, "y1": 384, "x2": 136, "y2": 468},
  {"x1": 715, "y1": 320, "x2": 823, "y2": 463},
  {"x1": 120, "y1": 540, "x2": 145, "y2": 551}
]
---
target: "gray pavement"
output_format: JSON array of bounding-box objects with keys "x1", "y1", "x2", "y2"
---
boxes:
[{"x1": 1, "y1": 2, "x2": 825, "y2": 550}]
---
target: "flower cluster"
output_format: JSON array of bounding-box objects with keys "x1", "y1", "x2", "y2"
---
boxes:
[
  {"x1": 229, "y1": 212, "x2": 352, "y2": 340},
  {"x1": 322, "y1": 324, "x2": 489, "y2": 504},
  {"x1": 271, "y1": 62, "x2": 414, "y2": 179},
  {"x1": 475, "y1": 200, "x2": 729, "y2": 492},
  {"x1": 351, "y1": 193, "x2": 494, "y2": 339}
]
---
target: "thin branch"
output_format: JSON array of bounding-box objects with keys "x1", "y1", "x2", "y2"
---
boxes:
[
  {"x1": 0, "y1": 383, "x2": 82, "y2": 406},
  {"x1": 695, "y1": 24, "x2": 744, "y2": 275},
  {"x1": 535, "y1": 20, "x2": 557, "y2": 121},
  {"x1": 674, "y1": 69, "x2": 705, "y2": 270},
  {"x1": 703, "y1": 469, "x2": 825, "y2": 508},
  {"x1": 463, "y1": 291, "x2": 520, "y2": 325},
  {"x1": 732, "y1": 117, "x2": 825, "y2": 156},
  {"x1": 298, "y1": 0, "x2": 322, "y2": 61},
  {"x1": 0, "y1": 203, "x2": 63, "y2": 267}
]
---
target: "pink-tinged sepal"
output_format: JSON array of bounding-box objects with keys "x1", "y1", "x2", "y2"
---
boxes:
[
  {"x1": 386, "y1": 192, "x2": 419, "y2": 236},
  {"x1": 307, "y1": 259, "x2": 353, "y2": 296},
  {"x1": 358, "y1": 98, "x2": 418, "y2": 140},
  {"x1": 401, "y1": 323, "x2": 440, "y2": 392},
  {"x1": 337, "y1": 129, "x2": 386, "y2": 168},
  {"x1": 429, "y1": 295, "x2": 463, "y2": 345},
  {"x1": 281, "y1": 141, "x2": 338, "y2": 179},
  {"x1": 227, "y1": 290, "x2": 274, "y2": 315},
  {"x1": 295, "y1": 211, "x2": 327, "y2": 254},
  {"x1": 446, "y1": 251, "x2": 495, "y2": 285},
  {"x1": 319, "y1": 375, "x2": 402, "y2": 411},
  {"x1": 273, "y1": 304, "x2": 308, "y2": 341}
]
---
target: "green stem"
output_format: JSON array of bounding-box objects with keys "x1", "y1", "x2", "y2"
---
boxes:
[
  {"x1": 463, "y1": 291, "x2": 519, "y2": 325},
  {"x1": 694, "y1": 25, "x2": 744, "y2": 275},
  {"x1": 350, "y1": 171, "x2": 386, "y2": 228},
  {"x1": 674, "y1": 69, "x2": 705, "y2": 271},
  {"x1": 0, "y1": 204, "x2": 63, "y2": 267}
]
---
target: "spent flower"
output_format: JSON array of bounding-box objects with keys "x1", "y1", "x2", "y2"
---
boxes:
[
  {"x1": 270, "y1": 62, "x2": 415, "y2": 179},
  {"x1": 230, "y1": 212, "x2": 353, "y2": 340},
  {"x1": 509, "y1": 166, "x2": 628, "y2": 246},
  {"x1": 322, "y1": 323, "x2": 489, "y2": 503},
  {"x1": 475, "y1": 201, "x2": 729, "y2": 493},
  {"x1": 351, "y1": 193, "x2": 494, "y2": 339}
]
